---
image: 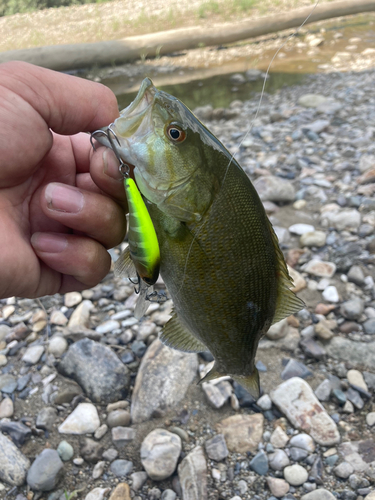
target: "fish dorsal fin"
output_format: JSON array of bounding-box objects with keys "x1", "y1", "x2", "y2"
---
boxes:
[
  {"x1": 268, "y1": 220, "x2": 305, "y2": 324},
  {"x1": 114, "y1": 246, "x2": 137, "y2": 280},
  {"x1": 160, "y1": 313, "x2": 207, "y2": 353},
  {"x1": 232, "y1": 368, "x2": 260, "y2": 399}
]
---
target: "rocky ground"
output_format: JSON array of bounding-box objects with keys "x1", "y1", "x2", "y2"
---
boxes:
[{"x1": 1, "y1": 64, "x2": 375, "y2": 500}]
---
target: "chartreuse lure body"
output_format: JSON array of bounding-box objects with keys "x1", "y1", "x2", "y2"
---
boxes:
[{"x1": 123, "y1": 177, "x2": 160, "y2": 286}]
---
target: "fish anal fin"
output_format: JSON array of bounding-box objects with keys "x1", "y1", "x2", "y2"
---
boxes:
[
  {"x1": 160, "y1": 314, "x2": 206, "y2": 353},
  {"x1": 114, "y1": 246, "x2": 137, "y2": 279},
  {"x1": 199, "y1": 363, "x2": 223, "y2": 385},
  {"x1": 267, "y1": 220, "x2": 305, "y2": 324},
  {"x1": 232, "y1": 368, "x2": 260, "y2": 399}
]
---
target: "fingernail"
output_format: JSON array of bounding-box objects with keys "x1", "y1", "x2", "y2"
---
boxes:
[
  {"x1": 103, "y1": 149, "x2": 122, "y2": 180},
  {"x1": 45, "y1": 183, "x2": 84, "y2": 213},
  {"x1": 31, "y1": 233, "x2": 68, "y2": 253}
]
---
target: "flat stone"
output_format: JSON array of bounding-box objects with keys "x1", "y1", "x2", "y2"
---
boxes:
[
  {"x1": 108, "y1": 483, "x2": 131, "y2": 500},
  {"x1": 178, "y1": 446, "x2": 207, "y2": 500},
  {"x1": 64, "y1": 291, "x2": 83, "y2": 308},
  {"x1": 130, "y1": 471, "x2": 148, "y2": 491},
  {"x1": 289, "y1": 433, "x2": 315, "y2": 452},
  {"x1": 107, "y1": 410, "x2": 131, "y2": 428},
  {"x1": 110, "y1": 459, "x2": 133, "y2": 477},
  {"x1": 288, "y1": 266, "x2": 306, "y2": 293},
  {"x1": 300, "y1": 231, "x2": 327, "y2": 248},
  {"x1": 22, "y1": 345, "x2": 44, "y2": 364},
  {"x1": 266, "y1": 477, "x2": 289, "y2": 497},
  {"x1": 326, "y1": 337, "x2": 375, "y2": 371},
  {"x1": 254, "y1": 175, "x2": 295, "y2": 203},
  {"x1": 347, "y1": 369, "x2": 368, "y2": 392},
  {"x1": 27, "y1": 449, "x2": 64, "y2": 491},
  {"x1": 266, "y1": 318, "x2": 289, "y2": 340},
  {"x1": 92, "y1": 461, "x2": 105, "y2": 479},
  {"x1": 0, "y1": 420, "x2": 31, "y2": 446},
  {"x1": 299, "y1": 94, "x2": 330, "y2": 108},
  {"x1": 303, "y1": 260, "x2": 336, "y2": 278},
  {"x1": 68, "y1": 300, "x2": 93, "y2": 327},
  {"x1": 315, "y1": 322, "x2": 334, "y2": 341},
  {"x1": 141, "y1": 429, "x2": 181, "y2": 481},
  {"x1": 36, "y1": 407, "x2": 57, "y2": 431},
  {"x1": 94, "y1": 424, "x2": 108, "y2": 440},
  {"x1": 216, "y1": 414, "x2": 264, "y2": 453},
  {"x1": 85, "y1": 487, "x2": 110, "y2": 500},
  {"x1": 363, "y1": 318, "x2": 375, "y2": 335},
  {"x1": 96, "y1": 320, "x2": 120, "y2": 334},
  {"x1": 249, "y1": 450, "x2": 268, "y2": 475},
  {"x1": 270, "y1": 426, "x2": 289, "y2": 448},
  {"x1": 131, "y1": 339, "x2": 198, "y2": 423},
  {"x1": 334, "y1": 461, "x2": 354, "y2": 479},
  {"x1": 284, "y1": 464, "x2": 308, "y2": 486},
  {"x1": 322, "y1": 285, "x2": 339, "y2": 303},
  {"x1": 270, "y1": 377, "x2": 340, "y2": 446},
  {"x1": 281, "y1": 359, "x2": 313, "y2": 380},
  {"x1": 202, "y1": 380, "x2": 231, "y2": 408},
  {"x1": 314, "y1": 379, "x2": 332, "y2": 401},
  {"x1": 0, "y1": 374, "x2": 17, "y2": 393},
  {"x1": 301, "y1": 490, "x2": 336, "y2": 500},
  {"x1": 341, "y1": 298, "x2": 364, "y2": 320},
  {"x1": 111, "y1": 427, "x2": 135, "y2": 447},
  {"x1": 0, "y1": 432, "x2": 30, "y2": 486},
  {"x1": 257, "y1": 394, "x2": 272, "y2": 411},
  {"x1": 289, "y1": 223, "x2": 315, "y2": 235},
  {"x1": 204, "y1": 434, "x2": 228, "y2": 461},
  {"x1": 338, "y1": 440, "x2": 375, "y2": 472},
  {"x1": 269, "y1": 449, "x2": 290, "y2": 470},
  {"x1": 58, "y1": 338, "x2": 130, "y2": 404},
  {"x1": 58, "y1": 403, "x2": 100, "y2": 434}
]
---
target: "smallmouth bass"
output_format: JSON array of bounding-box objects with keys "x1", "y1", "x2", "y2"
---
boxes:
[{"x1": 95, "y1": 77, "x2": 304, "y2": 397}]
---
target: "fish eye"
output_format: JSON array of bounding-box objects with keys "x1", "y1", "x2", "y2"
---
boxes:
[{"x1": 166, "y1": 124, "x2": 186, "y2": 143}]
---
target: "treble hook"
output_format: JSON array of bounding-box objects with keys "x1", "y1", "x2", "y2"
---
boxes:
[
  {"x1": 107, "y1": 125, "x2": 131, "y2": 178},
  {"x1": 90, "y1": 129, "x2": 109, "y2": 151}
]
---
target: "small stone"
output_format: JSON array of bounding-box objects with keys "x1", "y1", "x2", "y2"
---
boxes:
[
  {"x1": 27, "y1": 449, "x2": 64, "y2": 491},
  {"x1": 111, "y1": 427, "x2": 135, "y2": 447},
  {"x1": 95, "y1": 424, "x2": 108, "y2": 440},
  {"x1": 289, "y1": 266, "x2": 306, "y2": 292},
  {"x1": 366, "y1": 412, "x2": 375, "y2": 426},
  {"x1": 266, "y1": 477, "x2": 289, "y2": 497},
  {"x1": 257, "y1": 394, "x2": 272, "y2": 411},
  {"x1": 110, "y1": 459, "x2": 133, "y2": 477},
  {"x1": 50, "y1": 310, "x2": 68, "y2": 326},
  {"x1": 68, "y1": 299, "x2": 93, "y2": 327},
  {"x1": 109, "y1": 483, "x2": 131, "y2": 500},
  {"x1": 107, "y1": 410, "x2": 131, "y2": 428},
  {"x1": 289, "y1": 434, "x2": 315, "y2": 452},
  {"x1": 58, "y1": 403, "x2": 100, "y2": 434},
  {"x1": 254, "y1": 175, "x2": 295, "y2": 203},
  {"x1": 300, "y1": 231, "x2": 327, "y2": 248},
  {"x1": 161, "y1": 490, "x2": 176, "y2": 500},
  {"x1": 347, "y1": 266, "x2": 365, "y2": 286},
  {"x1": 22, "y1": 345, "x2": 44, "y2": 364},
  {"x1": 347, "y1": 369, "x2": 368, "y2": 392},
  {"x1": 334, "y1": 461, "x2": 354, "y2": 479},
  {"x1": 322, "y1": 286, "x2": 339, "y2": 303},
  {"x1": 0, "y1": 432, "x2": 30, "y2": 486},
  {"x1": 0, "y1": 420, "x2": 31, "y2": 446},
  {"x1": 178, "y1": 446, "x2": 207, "y2": 500},
  {"x1": 341, "y1": 298, "x2": 364, "y2": 320},
  {"x1": 281, "y1": 359, "x2": 313, "y2": 380},
  {"x1": 284, "y1": 464, "x2": 308, "y2": 486},
  {"x1": 96, "y1": 320, "x2": 120, "y2": 334},
  {"x1": 48, "y1": 336, "x2": 68, "y2": 357},
  {"x1": 92, "y1": 461, "x2": 105, "y2": 479},
  {"x1": 303, "y1": 260, "x2": 336, "y2": 278},
  {"x1": 36, "y1": 407, "x2": 57, "y2": 431},
  {"x1": 315, "y1": 379, "x2": 332, "y2": 401},
  {"x1": 57, "y1": 441, "x2": 74, "y2": 462},
  {"x1": 130, "y1": 471, "x2": 148, "y2": 491},
  {"x1": 85, "y1": 487, "x2": 110, "y2": 500},
  {"x1": 216, "y1": 414, "x2": 263, "y2": 453},
  {"x1": 363, "y1": 318, "x2": 375, "y2": 335},
  {"x1": 0, "y1": 374, "x2": 17, "y2": 393},
  {"x1": 315, "y1": 321, "x2": 334, "y2": 340},
  {"x1": 301, "y1": 490, "x2": 336, "y2": 500},
  {"x1": 270, "y1": 426, "x2": 289, "y2": 448},
  {"x1": 299, "y1": 94, "x2": 330, "y2": 108},
  {"x1": 266, "y1": 318, "x2": 289, "y2": 340},
  {"x1": 249, "y1": 450, "x2": 268, "y2": 475},
  {"x1": 269, "y1": 449, "x2": 290, "y2": 470},
  {"x1": 141, "y1": 429, "x2": 182, "y2": 481},
  {"x1": 0, "y1": 398, "x2": 14, "y2": 418},
  {"x1": 64, "y1": 291, "x2": 83, "y2": 307},
  {"x1": 0, "y1": 354, "x2": 7, "y2": 367},
  {"x1": 80, "y1": 438, "x2": 104, "y2": 463},
  {"x1": 204, "y1": 434, "x2": 228, "y2": 461},
  {"x1": 289, "y1": 224, "x2": 315, "y2": 235},
  {"x1": 102, "y1": 448, "x2": 118, "y2": 462}
]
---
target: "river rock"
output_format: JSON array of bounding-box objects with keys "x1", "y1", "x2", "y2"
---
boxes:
[
  {"x1": 267, "y1": 477, "x2": 289, "y2": 497},
  {"x1": 204, "y1": 434, "x2": 228, "y2": 461},
  {"x1": 338, "y1": 440, "x2": 375, "y2": 472},
  {"x1": 27, "y1": 449, "x2": 64, "y2": 491},
  {"x1": 57, "y1": 441, "x2": 74, "y2": 461},
  {"x1": 216, "y1": 414, "x2": 263, "y2": 453},
  {"x1": 36, "y1": 407, "x2": 57, "y2": 431},
  {"x1": 131, "y1": 339, "x2": 198, "y2": 423},
  {"x1": 347, "y1": 369, "x2": 368, "y2": 392},
  {"x1": 85, "y1": 487, "x2": 110, "y2": 500},
  {"x1": 22, "y1": 345, "x2": 44, "y2": 364},
  {"x1": 111, "y1": 427, "x2": 135, "y2": 447},
  {"x1": 270, "y1": 426, "x2": 289, "y2": 448},
  {"x1": 270, "y1": 377, "x2": 340, "y2": 445},
  {"x1": 58, "y1": 403, "x2": 100, "y2": 434},
  {"x1": 141, "y1": 429, "x2": 181, "y2": 481},
  {"x1": 299, "y1": 94, "x2": 330, "y2": 108},
  {"x1": 341, "y1": 298, "x2": 364, "y2": 320},
  {"x1": 301, "y1": 490, "x2": 336, "y2": 500},
  {"x1": 284, "y1": 464, "x2": 308, "y2": 486},
  {"x1": 303, "y1": 260, "x2": 336, "y2": 278},
  {"x1": 269, "y1": 449, "x2": 290, "y2": 470},
  {"x1": 48, "y1": 336, "x2": 68, "y2": 357},
  {"x1": 300, "y1": 231, "x2": 327, "y2": 247},
  {"x1": 0, "y1": 397, "x2": 13, "y2": 418},
  {"x1": 178, "y1": 446, "x2": 207, "y2": 500},
  {"x1": 68, "y1": 299, "x2": 93, "y2": 327},
  {"x1": 107, "y1": 409, "x2": 131, "y2": 428},
  {"x1": 326, "y1": 337, "x2": 375, "y2": 371},
  {"x1": 109, "y1": 483, "x2": 131, "y2": 500},
  {"x1": 266, "y1": 318, "x2": 289, "y2": 340},
  {"x1": 0, "y1": 432, "x2": 30, "y2": 486},
  {"x1": 254, "y1": 175, "x2": 295, "y2": 203},
  {"x1": 58, "y1": 338, "x2": 130, "y2": 404},
  {"x1": 321, "y1": 209, "x2": 361, "y2": 230},
  {"x1": 110, "y1": 459, "x2": 133, "y2": 477}
]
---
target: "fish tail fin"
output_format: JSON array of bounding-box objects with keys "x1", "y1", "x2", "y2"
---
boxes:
[{"x1": 232, "y1": 368, "x2": 260, "y2": 399}]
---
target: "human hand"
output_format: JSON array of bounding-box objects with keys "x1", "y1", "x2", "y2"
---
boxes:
[{"x1": 0, "y1": 61, "x2": 128, "y2": 299}]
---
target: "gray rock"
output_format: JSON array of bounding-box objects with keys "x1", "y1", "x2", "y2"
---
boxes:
[
  {"x1": 298, "y1": 94, "x2": 330, "y2": 108},
  {"x1": 102, "y1": 448, "x2": 118, "y2": 462},
  {"x1": 95, "y1": 320, "x2": 120, "y2": 334},
  {"x1": 58, "y1": 338, "x2": 130, "y2": 404},
  {"x1": 36, "y1": 407, "x2": 57, "y2": 431},
  {"x1": 340, "y1": 298, "x2": 364, "y2": 320},
  {"x1": 289, "y1": 434, "x2": 315, "y2": 452},
  {"x1": 0, "y1": 374, "x2": 17, "y2": 393},
  {"x1": 80, "y1": 438, "x2": 104, "y2": 464},
  {"x1": 300, "y1": 231, "x2": 327, "y2": 248},
  {"x1": 92, "y1": 461, "x2": 105, "y2": 479},
  {"x1": 0, "y1": 432, "x2": 30, "y2": 486},
  {"x1": 141, "y1": 429, "x2": 181, "y2": 481},
  {"x1": 57, "y1": 441, "x2": 74, "y2": 462},
  {"x1": 347, "y1": 265, "x2": 365, "y2": 286},
  {"x1": 363, "y1": 318, "x2": 375, "y2": 335},
  {"x1": 364, "y1": 371, "x2": 375, "y2": 390},
  {"x1": 111, "y1": 426, "x2": 135, "y2": 447},
  {"x1": 254, "y1": 175, "x2": 295, "y2": 203},
  {"x1": 178, "y1": 446, "x2": 207, "y2": 500},
  {"x1": 22, "y1": 345, "x2": 44, "y2": 364},
  {"x1": 131, "y1": 339, "x2": 198, "y2": 423},
  {"x1": 107, "y1": 409, "x2": 131, "y2": 428},
  {"x1": 270, "y1": 377, "x2": 340, "y2": 446},
  {"x1": 284, "y1": 464, "x2": 308, "y2": 486},
  {"x1": 130, "y1": 471, "x2": 148, "y2": 491},
  {"x1": 0, "y1": 420, "x2": 31, "y2": 447},
  {"x1": 161, "y1": 490, "x2": 177, "y2": 500},
  {"x1": 249, "y1": 450, "x2": 268, "y2": 475},
  {"x1": 266, "y1": 318, "x2": 289, "y2": 340},
  {"x1": 326, "y1": 337, "x2": 375, "y2": 371},
  {"x1": 281, "y1": 359, "x2": 313, "y2": 380},
  {"x1": 48, "y1": 336, "x2": 68, "y2": 357},
  {"x1": 0, "y1": 397, "x2": 14, "y2": 418},
  {"x1": 301, "y1": 490, "x2": 336, "y2": 500},
  {"x1": 27, "y1": 449, "x2": 64, "y2": 491},
  {"x1": 334, "y1": 461, "x2": 354, "y2": 479},
  {"x1": 268, "y1": 449, "x2": 290, "y2": 471},
  {"x1": 204, "y1": 434, "x2": 228, "y2": 462},
  {"x1": 110, "y1": 459, "x2": 133, "y2": 477}
]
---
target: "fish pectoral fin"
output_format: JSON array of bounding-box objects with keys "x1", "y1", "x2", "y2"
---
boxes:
[
  {"x1": 114, "y1": 246, "x2": 137, "y2": 279},
  {"x1": 232, "y1": 368, "x2": 260, "y2": 399},
  {"x1": 160, "y1": 314, "x2": 207, "y2": 353},
  {"x1": 272, "y1": 284, "x2": 305, "y2": 324}
]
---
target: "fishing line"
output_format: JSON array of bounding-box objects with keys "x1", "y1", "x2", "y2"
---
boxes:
[{"x1": 176, "y1": 0, "x2": 321, "y2": 297}]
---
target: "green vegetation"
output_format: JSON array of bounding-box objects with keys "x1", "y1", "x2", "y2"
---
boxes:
[{"x1": 0, "y1": 0, "x2": 108, "y2": 16}]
